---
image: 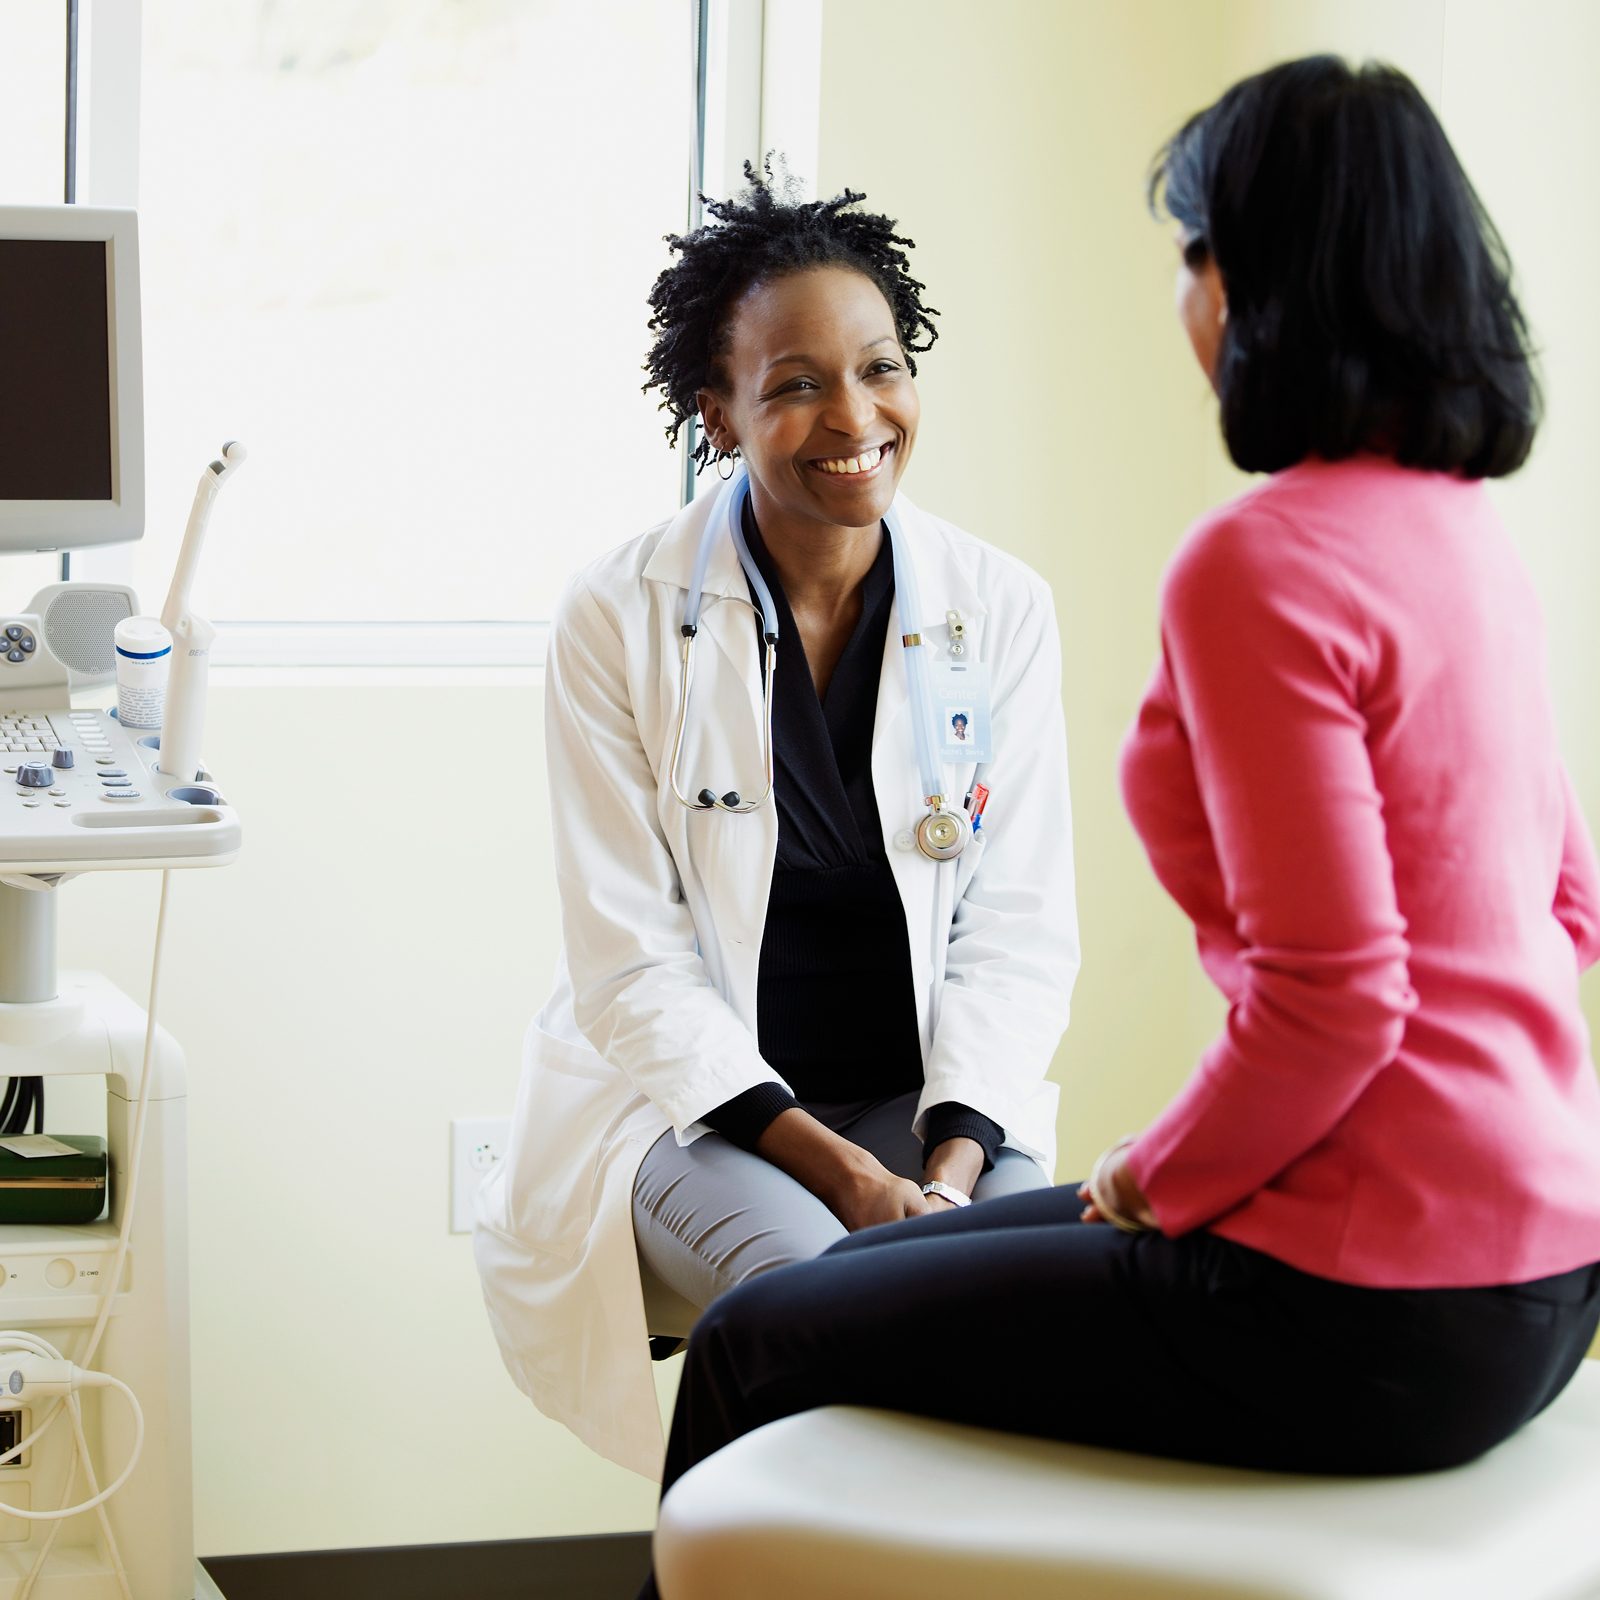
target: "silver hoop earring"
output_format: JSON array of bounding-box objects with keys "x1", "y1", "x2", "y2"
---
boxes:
[{"x1": 716, "y1": 452, "x2": 737, "y2": 481}]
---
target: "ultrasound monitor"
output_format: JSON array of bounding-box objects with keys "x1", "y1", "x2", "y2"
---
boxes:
[{"x1": 0, "y1": 205, "x2": 143, "y2": 551}]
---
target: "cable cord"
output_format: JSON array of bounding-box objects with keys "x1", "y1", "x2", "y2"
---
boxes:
[
  {"x1": 0, "y1": 1335, "x2": 145, "y2": 1518},
  {"x1": 0, "y1": 1076, "x2": 44, "y2": 1137},
  {"x1": 21, "y1": 1388, "x2": 132, "y2": 1600},
  {"x1": 2, "y1": 869, "x2": 173, "y2": 1599}
]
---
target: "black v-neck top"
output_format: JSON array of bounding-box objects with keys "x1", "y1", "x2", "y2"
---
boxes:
[{"x1": 701, "y1": 507, "x2": 1003, "y2": 1172}]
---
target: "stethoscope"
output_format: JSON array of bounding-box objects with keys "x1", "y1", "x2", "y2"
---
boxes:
[{"x1": 668, "y1": 466, "x2": 971, "y2": 863}]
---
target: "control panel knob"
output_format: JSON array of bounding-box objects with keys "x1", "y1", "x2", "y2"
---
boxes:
[
  {"x1": 51, "y1": 748, "x2": 74, "y2": 770},
  {"x1": 15, "y1": 764, "x2": 52, "y2": 789},
  {"x1": 45, "y1": 1258, "x2": 75, "y2": 1290}
]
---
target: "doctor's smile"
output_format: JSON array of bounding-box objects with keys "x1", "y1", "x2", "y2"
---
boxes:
[{"x1": 806, "y1": 439, "x2": 893, "y2": 476}]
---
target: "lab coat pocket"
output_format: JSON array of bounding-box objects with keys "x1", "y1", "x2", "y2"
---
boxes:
[
  {"x1": 953, "y1": 825, "x2": 988, "y2": 903},
  {"x1": 503, "y1": 1035, "x2": 608, "y2": 1260}
]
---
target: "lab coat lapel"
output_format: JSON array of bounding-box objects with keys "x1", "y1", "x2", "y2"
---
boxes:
[
  {"x1": 641, "y1": 479, "x2": 765, "y2": 732},
  {"x1": 645, "y1": 484, "x2": 776, "y2": 1004},
  {"x1": 687, "y1": 502, "x2": 769, "y2": 824}
]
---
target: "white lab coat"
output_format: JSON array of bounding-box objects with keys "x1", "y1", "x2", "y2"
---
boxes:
[{"x1": 474, "y1": 483, "x2": 1079, "y2": 1479}]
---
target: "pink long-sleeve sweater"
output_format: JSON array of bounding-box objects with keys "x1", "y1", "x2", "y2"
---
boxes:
[{"x1": 1121, "y1": 455, "x2": 1600, "y2": 1288}]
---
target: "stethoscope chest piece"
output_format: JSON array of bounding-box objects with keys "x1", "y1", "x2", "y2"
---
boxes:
[{"x1": 915, "y1": 806, "x2": 970, "y2": 862}]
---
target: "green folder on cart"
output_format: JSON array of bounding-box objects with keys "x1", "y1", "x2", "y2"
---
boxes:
[{"x1": 0, "y1": 1136, "x2": 108, "y2": 1225}]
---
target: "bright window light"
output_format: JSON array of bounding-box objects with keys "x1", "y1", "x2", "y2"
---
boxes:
[
  {"x1": 0, "y1": 8, "x2": 65, "y2": 206},
  {"x1": 136, "y1": 0, "x2": 691, "y2": 625}
]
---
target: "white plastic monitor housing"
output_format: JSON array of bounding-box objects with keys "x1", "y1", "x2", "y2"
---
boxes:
[{"x1": 0, "y1": 205, "x2": 144, "y2": 551}]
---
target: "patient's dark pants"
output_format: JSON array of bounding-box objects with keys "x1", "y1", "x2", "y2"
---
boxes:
[{"x1": 658, "y1": 1184, "x2": 1600, "y2": 1529}]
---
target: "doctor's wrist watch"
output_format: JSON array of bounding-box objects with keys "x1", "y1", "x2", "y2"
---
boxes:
[{"x1": 921, "y1": 1180, "x2": 971, "y2": 1208}]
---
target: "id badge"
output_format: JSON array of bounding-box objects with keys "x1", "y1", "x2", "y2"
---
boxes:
[{"x1": 932, "y1": 661, "x2": 993, "y2": 763}]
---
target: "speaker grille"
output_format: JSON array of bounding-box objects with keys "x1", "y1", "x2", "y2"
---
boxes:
[{"x1": 44, "y1": 590, "x2": 135, "y2": 676}]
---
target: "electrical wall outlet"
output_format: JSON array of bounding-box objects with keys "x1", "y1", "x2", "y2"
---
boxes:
[{"x1": 450, "y1": 1117, "x2": 510, "y2": 1234}]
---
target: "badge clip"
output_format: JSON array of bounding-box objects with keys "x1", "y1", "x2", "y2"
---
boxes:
[{"x1": 946, "y1": 609, "x2": 967, "y2": 658}]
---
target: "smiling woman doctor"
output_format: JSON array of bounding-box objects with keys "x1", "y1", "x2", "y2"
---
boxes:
[{"x1": 474, "y1": 165, "x2": 1079, "y2": 1477}]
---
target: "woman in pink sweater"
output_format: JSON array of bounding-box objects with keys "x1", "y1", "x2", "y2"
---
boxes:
[{"x1": 639, "y1": 59, "x2": 1600, "y2": 1549}]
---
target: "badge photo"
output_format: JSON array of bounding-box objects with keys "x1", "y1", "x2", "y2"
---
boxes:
[{"x1": 932, "y1": 662, "x2": 993, "y2": 762}]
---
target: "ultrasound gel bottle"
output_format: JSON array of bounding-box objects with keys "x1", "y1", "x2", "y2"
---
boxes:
[{"x1": 113, "y1": 617, "x2": 172, "y2": 730}]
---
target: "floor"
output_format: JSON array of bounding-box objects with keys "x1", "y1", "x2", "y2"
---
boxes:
[{"x1": 198, "y1": 1533, "x2": 653, "y2": 1600}]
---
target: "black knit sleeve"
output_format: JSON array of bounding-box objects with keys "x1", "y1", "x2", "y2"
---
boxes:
[
  {"x1": 922, "y1": 1102, "x2": 1005, "y2": 1173},
  {"x1": 702, "y1": 1084, "x2": 799, "y2": 1152}
]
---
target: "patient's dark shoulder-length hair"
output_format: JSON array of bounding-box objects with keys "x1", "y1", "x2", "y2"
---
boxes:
[{"x1": 1150, "y1": 56, "x2": 1539, "y2": 479}]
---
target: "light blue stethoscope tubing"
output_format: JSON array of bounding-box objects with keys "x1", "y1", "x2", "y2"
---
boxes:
[
  {"x1": 682, "y1": 469, "x2": 779, "y2": 634},
  {"x1": 885, "y1": 502, "x2": 939, "y2": 803},
  {"x1": 884, "y1": 500, "x2": 971, "y2": 860},
  {"x1": 728, "y1": 478, "x2": 780, "y2": 638},
  {"x1": 672, "y1": 467, "x2": 968, "y2": 860}
]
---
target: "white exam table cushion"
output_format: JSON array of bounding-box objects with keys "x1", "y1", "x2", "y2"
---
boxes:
[{"x1": 656, "y1": 1359, "x2": 1600, "y2": 1599}]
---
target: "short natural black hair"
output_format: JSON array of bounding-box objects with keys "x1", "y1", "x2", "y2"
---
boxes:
[
  {"x1": 1150, "y1": 56, "x2": 1539, "y2": 479},
  {"x1": 644, "y1": 158, "x2": 939, "y2": 471}
]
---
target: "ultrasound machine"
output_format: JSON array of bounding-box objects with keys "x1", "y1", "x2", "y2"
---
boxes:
[{"x1": 0, "y1": 201, "x2": 242, "y2": 1600}]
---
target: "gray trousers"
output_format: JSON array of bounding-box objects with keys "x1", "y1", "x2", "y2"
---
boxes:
[{"x1": 632, "y1": 1091, "x2": 1049, "y2": 1332}]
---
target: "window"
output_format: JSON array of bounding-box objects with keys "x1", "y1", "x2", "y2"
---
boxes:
[{"x1": 133, "y1": 0, "x2": 694, "y2": 635}]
